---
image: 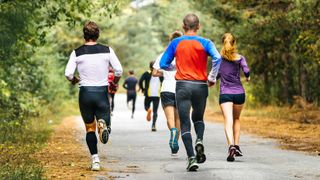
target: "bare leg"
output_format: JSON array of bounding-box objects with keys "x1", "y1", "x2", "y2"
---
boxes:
[
  {"x1": 85, "y1": 120, "x2": 97, "y2": 132},
  {"x1": 163, "y1": 106, "x2": 175, "y2": 130},
  {"x1": 233, "y1": 104, "x2": 243, "y2": 145},
  {"x1": 220, "y1": 102, "x2": 234, "y2": 145},
  {"x1": 174, "y1": 108, "x2": 181, "y2": 140}
]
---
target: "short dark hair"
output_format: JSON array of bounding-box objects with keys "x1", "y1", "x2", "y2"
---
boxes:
[
  {"x1": 169, "y1": 31, "x2": 183, "y2": 41},
  {"x1": 183, "y1": 14, "x2": 199, "y2": 31},
  {"x1": 83, "y1": 21, "x2": 99, "y2": 41},
  {"x1": 129, "y1": 70, "x2": 134, "y2": 75}
]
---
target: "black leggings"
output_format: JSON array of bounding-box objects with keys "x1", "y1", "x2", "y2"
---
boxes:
[
  {"x1": 144, "y1": 96, "x2": 160, "y2": 125},
  {"x1": 79, "y1": 86, "x2": 110, "y2": 126},
  {"x1": 176, "y1": 81, "x2": 208, "y2": 157},
  {"x1": 127, "y1": 92, "x2": 137, "y2": 115}
]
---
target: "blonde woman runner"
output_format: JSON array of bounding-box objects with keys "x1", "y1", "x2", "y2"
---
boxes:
[{"x1": 216, "y1": 33, "x2": 250, "y2": 162}]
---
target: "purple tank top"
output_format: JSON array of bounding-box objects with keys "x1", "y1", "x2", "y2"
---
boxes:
[{"x1": 218, "y1": 55, "x2": 250, "y2": 94}]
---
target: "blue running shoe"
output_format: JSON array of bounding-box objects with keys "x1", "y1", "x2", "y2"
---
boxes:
[{"x1": 170, "y1": 128, "x2": 179, "y2": 155}]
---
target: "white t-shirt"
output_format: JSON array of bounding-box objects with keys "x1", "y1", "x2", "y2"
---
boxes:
[
  {"x1": 153, "y1": 53, "x2": 176, "y2": 93},
  {"x1": 148, "y1": 76, "x2": 161, "y2": 97},
  {"x1": 65, "y1": 44, "x2": 123, "y2": 87}
]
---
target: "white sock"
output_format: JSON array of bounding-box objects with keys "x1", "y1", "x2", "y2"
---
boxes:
[{"x1": 92, "y1": 154, "x2": 100, "y2": 163}]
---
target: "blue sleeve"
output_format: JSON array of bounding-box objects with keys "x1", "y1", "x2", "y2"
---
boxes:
[
  {"x1": 206, "y1": 40, "x2": 222, "y2": 82},
  {"x1": 160, "y1": 41, "x2": 175, "y2": 70}
]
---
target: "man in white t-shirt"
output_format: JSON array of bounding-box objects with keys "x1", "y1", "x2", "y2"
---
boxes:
[
  {"x1": 152, "y1": 31, "x2": 183, "y2": 156},
  {"x1": 139, "y1": 61, "x2": 162, "y2": 131},
  {"x1": 65, "y1": 21, "x2": 123, "y2": 171}
]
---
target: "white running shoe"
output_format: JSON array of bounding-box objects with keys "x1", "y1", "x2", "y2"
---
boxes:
[
  {"x1": 91, "y1": 162, "x2": 101, "y2": 171},
  {"x1": 91, "y1": 154, "x2": 100, "y2": 171}
]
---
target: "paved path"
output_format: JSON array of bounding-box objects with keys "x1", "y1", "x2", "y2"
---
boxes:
[{"x1": 76, "y1": 94, "x2": 319, "y2": 180}]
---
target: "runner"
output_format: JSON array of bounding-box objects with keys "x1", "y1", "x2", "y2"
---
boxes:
[
  {"x1": 108, "y1": 67, "x2": 116, "y2": 116},
  {"x1": 152, "y1": 31, "x2": 183, "y2": 156},
  {"x1": 160, "y1": 14, "x2": 221, "y2": 171},
  {"x1": 64, "y1": 21, "x2": 122, "y2": 171},
  {"x1": 217, "y1": 33, "x2": 250, "y2": 162},
  {"x1": 123, "y1": 70, "x2": 138, "y2": 119},
  {"x1": 139, "y1": 61, "x2": 162, "y2": 132}
]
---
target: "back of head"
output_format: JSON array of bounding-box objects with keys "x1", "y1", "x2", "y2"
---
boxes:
[
  {"x1": 129, "y1": 70, "x2": 134, "y2": 75},
  {"x1": 183, "y1": 13, "x2": 200, "y2": 31},
  {"x1": 220, "y1": 33, "x2": 238, "y2": 61},
  {"x1": 169, "y1": 31, "x2": 183, "y2": 41},
  {"x1": 83, "y1": 21, "x2": 99, "y2": 42}
]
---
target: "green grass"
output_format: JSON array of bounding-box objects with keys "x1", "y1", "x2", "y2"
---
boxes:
[{"x1": 0, "y1": 98, "x2": 79, "y2": 179}]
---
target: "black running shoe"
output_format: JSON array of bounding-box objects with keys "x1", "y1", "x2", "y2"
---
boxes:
[
  {"x1": 186, "y1": 157, "x2": 199, "y2": 172},
  {"x1": 227, "y1": 145, "x2": 236, "y2": 162},
  {"x1": 234, "y1": 145, "x2": 243, "y2": 157},
  {"x1": 195, "y1": 139, "x2": 206, "y2": 164}
]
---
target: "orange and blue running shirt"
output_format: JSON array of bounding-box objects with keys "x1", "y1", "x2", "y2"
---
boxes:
[{"x1": 160, "y1": 34, "x2": 221, "y2": 82}]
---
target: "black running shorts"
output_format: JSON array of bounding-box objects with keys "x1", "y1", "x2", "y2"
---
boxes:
[
  {"x1": 219, "y1": 93, "x2": 246, "y2": 105},
  {"x1": 79, "y1": 86, "x2": 110, "y2": 124},
  {"x1": 160, "y1": 92, "x2": 176, "y2": 107}
]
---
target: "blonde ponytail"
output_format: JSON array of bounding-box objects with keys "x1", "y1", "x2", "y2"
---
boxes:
[{"x1": 220, "y1": 33, "x2": 239, "y2": 61}]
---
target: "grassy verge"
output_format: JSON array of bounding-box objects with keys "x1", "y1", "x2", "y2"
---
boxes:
[
  {"x1": 205, "y1": 99, "x2": 320, "y2": 155},
  {"x1": 0, "y1": 98, "x2": 79, "y2": 179}
]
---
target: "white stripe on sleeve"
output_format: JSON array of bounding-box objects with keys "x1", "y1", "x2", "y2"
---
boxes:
[{"x1": 109, "y1": 47, "x2": 123, "y2": 77}]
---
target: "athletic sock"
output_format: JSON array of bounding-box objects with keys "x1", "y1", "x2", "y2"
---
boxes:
[
  {"x1": 181, "y1": 132, "x2": 195, "y2": 157},
  {"x1": 194, "y1": 121, "x2": 205, "y2": 140},
  {"x1": 86, "y1": 132, "x2": 98, "y2": 155},
  {"x1": 92, "y1": 154, "x2": 100, "y2": 163}
]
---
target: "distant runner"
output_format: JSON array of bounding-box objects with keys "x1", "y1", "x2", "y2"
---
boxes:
[
  {"x1": 217, "y1": 33, "x2": 250, "y2": 162},
  {"x1": 152, "y1": 31, "x2": 183, "y2": 156},
  {"x1": 160, "y1": 14, "x2": 221, "y2": 171},
  {"x1": 123, "y1": 70, "x2": 138, "y2": 119},
  {"x1": 108, "y1": 67, "x2": 116, "y2": 116},
  {"x1": 65, "y1": 21, "x2": 122, "y2": 171},
  {"x1": 139, "y1": 61, "x2": 162, "y2": 131}
]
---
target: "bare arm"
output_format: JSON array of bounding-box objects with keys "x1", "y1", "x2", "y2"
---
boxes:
[{"x1": 152, "y1": 69, "x2": 163, "y2": 77}]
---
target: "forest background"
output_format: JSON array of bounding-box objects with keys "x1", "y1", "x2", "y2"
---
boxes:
[{"x1": 0, "y1": 0, "x2": 319, "y2": 178}]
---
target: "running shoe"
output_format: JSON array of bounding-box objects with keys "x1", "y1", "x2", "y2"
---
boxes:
[
  {"x1": 98, "y1": 119, "x2": 109, "y2": 144},
  {"x1": 146, "y1": 108, "x2": 152, "y2": 121},
  {"x1": 195, "y1": 138, "x2": 206, "y2": 163},
  {"x1": 234, "y1": 145, "x2": 243, "y2": 157},
  {"x1": 151, "y1": 124, "x2": 157, "y2": 132},
  {"x1": 91, "y1": 155, "x2": 100, "y2": 171},
  {"x1": 170, "y1": 128, "x2": 179, "y2": 155},
  {"x1": 227, "y1": 145, "x2": 236, "y2": 162},
  {"x1": 186, "y1": 157, "x2": 199, "y2": 171},
  {"x1": 91, "y1": 162, "x2": 101, "y2": 171}
]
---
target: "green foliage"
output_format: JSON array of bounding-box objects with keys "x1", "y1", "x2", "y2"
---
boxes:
[
  {"x1": 0, "y1": 0, "x2": 121, "y2": 178},
  {"x1": 193, "y1": 0, "x2": 320, "y2": 105}
]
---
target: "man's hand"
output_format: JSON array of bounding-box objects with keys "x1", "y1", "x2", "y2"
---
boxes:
[
  {"x1": 71, "y1": 76, "x2": 80, "y2": 85},
  {"x1": 208, "y1": 81, "x2": 215, "y2": 87},
  {"x1": 109, "y1": 81, "x2": 118, "y2": 92}
]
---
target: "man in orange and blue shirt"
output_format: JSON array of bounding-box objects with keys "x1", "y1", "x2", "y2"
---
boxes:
[{"x1": 160, "y1": 13, "x2": 221, "y2": 171}]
